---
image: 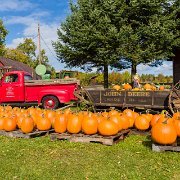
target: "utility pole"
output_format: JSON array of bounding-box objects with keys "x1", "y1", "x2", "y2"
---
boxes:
[{"x1": 38, "y1": 23, "x2": 41, "y2": 64}]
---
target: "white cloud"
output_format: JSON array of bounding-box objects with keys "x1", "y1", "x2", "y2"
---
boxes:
[
  {"x1": 137, "y1": 61, "x2": 173, "y2": 76},
  {"x1": 7, "y1": 37, "x2": 24, "y2": 48},
  {"x1": 6, "y1": 14, "x2": 62, "y2": 70},
  {"x1": 0, "y1": 0, "x2": 34, "y2": 11}
]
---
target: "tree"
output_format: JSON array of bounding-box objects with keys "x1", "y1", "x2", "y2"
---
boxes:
[
  {"x1": 54, "y1": 0, "x2": 179, "y2": 87},
  {"x1": 4, "y1": 48, "x2": 30, "y2": 65},
  {"x1": 0, "y1": 19, "x2": 8, "y2": 56},
  {"x1": 53, "y1": 0, "x2": 131, "y2": 88},
  {"x1": 113, "y1": 0, "x2": 179, "y2": 80},
  {"x1": 17, "y1": 38, "x2": 36, "y2": 59},
  {"x1": 4, "y1": 38, "x2": 56, "y2": 78}
]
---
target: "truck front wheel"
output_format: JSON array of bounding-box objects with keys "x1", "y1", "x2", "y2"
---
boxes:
[{"x1": 42, "y1": 96, "x2": 59, "y2": 110}]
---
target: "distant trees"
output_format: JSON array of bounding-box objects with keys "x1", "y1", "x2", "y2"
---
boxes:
[
  {"x1": 4, "y1": 38, "x2": 56, "y2": 78},
  {"x1": 76, "y1": 71, "x2": 173, "y2": 86},
  {"x1": 0, "y1": 19, "x2": 8, "y2": 56},
  {"x1": 54, "y1": 0, "x2": 179, "y2": 87}
]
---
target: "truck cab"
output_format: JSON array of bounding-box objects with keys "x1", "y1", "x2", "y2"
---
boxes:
[{"x1": 0, "y1": 71, "x2": 79, "y2": 109}]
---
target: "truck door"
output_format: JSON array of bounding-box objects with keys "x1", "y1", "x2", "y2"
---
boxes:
[{"x1": 1, "y1": 73, "x2": 25, "y2": 102}]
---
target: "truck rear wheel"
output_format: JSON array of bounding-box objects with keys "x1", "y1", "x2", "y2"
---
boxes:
[{"x1": 42, "y1": 96, "x2": 59, "y2": 110}]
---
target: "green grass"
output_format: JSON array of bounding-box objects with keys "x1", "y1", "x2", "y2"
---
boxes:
[{"x1": 0, "y1": 134, "x2": 179, "y2": 180}]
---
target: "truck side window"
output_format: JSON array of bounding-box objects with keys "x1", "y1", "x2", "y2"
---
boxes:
[
  {"x1": 24, "y1": 75, "x2": 33, "y2": 81},
  {"x1": 4, "y1": 74, "x2": 18, "y2": 83}
]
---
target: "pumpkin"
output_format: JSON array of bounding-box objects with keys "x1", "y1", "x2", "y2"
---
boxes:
[
  {"x1": 150, "y1": 114, "x2": 162, "y2": 127},
  {"x1": 109, "y1": 115, "x2": 123, "y2": 131},
  {"x1": 134, "y1": 115, "x2": 150, "y2": 130},
  {"x1": 123, "y1": 109, "x2": 134, "y2": 118},
  {"x1": 159, "y1": 86, "x2": 165, "y2": 90},
  {"x1": 17, "y1": 115, "x2": 25, "y2": 128},
  {"x1": 21, "y1": 116, "x2": 34, "y2": 133},
  {"x1": 54, "y1": 114, "x2": 67, "y2": 133},
  {"x1": 119, "y1": 115, "x2": 130, "y2": 129},
  {"x1": 123, "y1": 83, "x2": 132, "y2": 90},
  {"x1": 44, "y1": 110, "x2": 56, "y2": 128},
  {"x1": 112, "y1": 85, "x2": 121, "y2": 91},
  {"x1": 108, "y1": 109, "x2": 120, "y2": 116},
  {"x1": 82, "y1": 115, "x2": 98, "y2": 135},
  {"x1": 101, "y1": 111, "x2": 109, "y2": 118},
  {"x1": 173, "y1": 118, "x2": 180, "y2": 137},
  {"x1": 3, "y1": 117, "x2": 16, "y2": 131},
  {"x1": 151, "y1": 121, "x2": 177, "y2": 145},
  {"x1": 0, "y1": 117, "x2": 4, "y2": 130},
  {"x1": 173, "y1": 112, "x2": 180, "y2": 120},
  {"x1": 144, "y1": 84, "x2": 152, "y2": 90},
  {"x1": 36, "y1": 114, "x2": 51, "y2": 131},
  {"x1": 98, "y1": 119, "x2": 118, "y2": 136},
  {"x1": 67, "y1": 114, "x2": 81, "y2": 134}
]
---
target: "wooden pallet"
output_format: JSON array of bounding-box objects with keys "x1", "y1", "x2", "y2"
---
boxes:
[
  {"x1": 152, "y1": 138, "x2": 180, "y2": 152},
  {"x1": 129, "y1": 128, "x2": 150, "y2": 136},
  {"x1": 0, "y1": 129, "x2": 54, "y2": 139},
  {"x1": 50, "y1": 129, "x2": 130, "y2": 146}
]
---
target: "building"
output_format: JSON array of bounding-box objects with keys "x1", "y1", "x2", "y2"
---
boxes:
[{"x1": 0, "y1": 57, "x2": 39, "y2": 79}]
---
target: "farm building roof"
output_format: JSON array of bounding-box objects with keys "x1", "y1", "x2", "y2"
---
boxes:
[{"x1": 0, "y1": 57, "x2": 39, "y2": 79}]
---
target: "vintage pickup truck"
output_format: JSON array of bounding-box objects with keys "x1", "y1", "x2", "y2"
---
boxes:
[{"x1": 0, "y1": 71, "x2": 79, "y2": 109}]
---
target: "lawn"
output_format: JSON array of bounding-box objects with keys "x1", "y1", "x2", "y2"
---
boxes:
[{"x1": 0, "y1": 134, "x2": 179, "y2": 180}]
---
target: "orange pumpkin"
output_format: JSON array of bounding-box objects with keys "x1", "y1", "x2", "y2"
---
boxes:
[
  {"x1": 82, "y1": 115, "x2": 98, "y2": 135},
  {"x1": 119, "y1": 115, "x2": 130, "y2": 129},
  {"x1": 108, "y1": 109, "x2": 120, "y2": 116},
  {"x1": 109, "y1": 115, "x2": 123, "y2": 131},
  {"x1": 44, "y1": 110, "x2": 56, "y2": 128},
  {"x1": 112, "y1": 85, "x2": 121, "y2": 91},
  {"x1": 0, "y1": 117, "x2": 4, "y2": 130},
  {"x1": 3, "y1": 117, "x2": 16, "y2": 131},
  {"x1": 151, "y1": 121, "x2": 177, "y2": 145},
  {"x1": 173, "y1": 112, "x2": 180, "y2": 120},
  {"x1": 54, "y1": 114, "x2": 67, "y2": 133},
  {"x1": 123, "y1": 83, "x2": 132, "y2": 90},
  {"x1": 159, "y1": 86, "x2": 165, "y2": 90},
  {"x1": 173, "y1": 118, "x2": 180, "y2": 137},
  {"x1": 36, "y1": 114, "x2": 51, "y2": 131},
  {"x1": 150, "y1": 114, "x2": 162, "y2": 127},
  {"x1": 98, "y1": 120, "x2": 118, "y2": 136},
  {"x1": 134, "y1": 115, "x2": 150, "y2": 130},
  {"x1": 144, "y1": 84, "x2": 152, "y2": 90},
  {"x1": 67, "y1": 114, "x2": 81, "y2": 134},
  {"x1": 123, "y1": 109, "x2": 134, "y2": 118},
  {"x1": 21, "y1": 116, "x2": 34, "y2": 133}
]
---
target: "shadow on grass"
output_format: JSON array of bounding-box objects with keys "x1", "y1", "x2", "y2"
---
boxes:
[{"x1": 142, "y1": 137, "x2": 152, "y2": 150}]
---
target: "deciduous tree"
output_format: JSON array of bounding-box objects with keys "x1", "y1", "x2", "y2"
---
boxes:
[{"x1": 0, "y1": 19, "x2": 8, "y2": 56}]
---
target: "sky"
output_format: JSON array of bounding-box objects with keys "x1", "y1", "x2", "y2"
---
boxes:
[{"x1": 0, "y1": 0, "x2": 173, "y2": 76}]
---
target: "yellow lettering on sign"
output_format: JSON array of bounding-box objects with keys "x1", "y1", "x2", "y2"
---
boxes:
[
  {"x1": 104, "y1": 91, "x2": 122, "y2": 96},
  {"x1": 127, "y1": 92, "x2": 150, "y2": 97}
]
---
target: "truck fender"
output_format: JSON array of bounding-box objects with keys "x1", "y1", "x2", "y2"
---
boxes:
[{"x1": 38, "y1": 89, "x2": 70, "y2": 104}]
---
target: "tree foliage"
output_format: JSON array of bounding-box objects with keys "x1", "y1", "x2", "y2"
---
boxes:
[
  {"x1": 53, "y1": 0, "x2": 179, "y2": 87},
  {"x1": 4, "y1": 38, "x2": 56, "y2": 77},
  {"x1": 0, "y1": 19, "x2": 8, "y2": 56}
]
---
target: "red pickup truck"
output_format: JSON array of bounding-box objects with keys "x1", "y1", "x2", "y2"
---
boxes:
[{"x1": 0, "y1": 71, "x2": 79, "y2": 109}]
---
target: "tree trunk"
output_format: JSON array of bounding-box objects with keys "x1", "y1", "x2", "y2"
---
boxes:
[
  {"x1": 173, "y1": 48, "x2": 180, "y2": 85},
  {"x1": 131, "y1": 62, "x2": 137, "y2": 83},
  {"x1": 104, "y1": 64, "x2": 109, "y2": 88}
]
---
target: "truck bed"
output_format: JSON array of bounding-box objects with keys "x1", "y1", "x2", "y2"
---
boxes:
[{"x1": 25, "y1": 78, "x2": 80, "y2": 86}]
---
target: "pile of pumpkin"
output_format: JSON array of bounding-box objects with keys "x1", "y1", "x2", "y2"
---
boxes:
[
  {"x1": 0, "y1": 105, "x2": 179, "y2": 145},
  {"x1": 113, "y1": 83, "x2": 165, "y2": 91}
]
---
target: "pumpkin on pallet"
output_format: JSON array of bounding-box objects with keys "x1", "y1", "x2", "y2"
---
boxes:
[{"x1": 151, "y1": 117, "x2": 177, "y2": 145}]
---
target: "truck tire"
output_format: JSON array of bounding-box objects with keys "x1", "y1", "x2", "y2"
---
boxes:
[{"x1": 42, "y1": 96, "x2": 59, "y2": 110}]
